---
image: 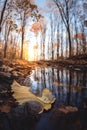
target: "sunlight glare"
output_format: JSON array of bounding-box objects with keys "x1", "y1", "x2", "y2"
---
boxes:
[{"x1": 28, "y1": 37, "x2": 37, "y2": 61}]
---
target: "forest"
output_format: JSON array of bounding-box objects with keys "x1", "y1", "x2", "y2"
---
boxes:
[
  {"x1": 0, "y1": 0, "x2": 87, "y2": 61},
  {"x1": 0, "y1": 0, "x2": 87, "y2": 130}
]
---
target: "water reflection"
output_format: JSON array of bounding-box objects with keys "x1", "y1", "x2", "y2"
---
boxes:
[{"x1": 30, "y1": 67, "x2": 87, "y2": 108}]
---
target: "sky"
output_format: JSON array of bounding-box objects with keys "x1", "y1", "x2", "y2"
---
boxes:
[
  {"x1": 1, "y1": 0, "x2": 86, "y2": 61},
  {"x1": 35, "y1": 0, "x2": 46, "y2": 7},
  {"x1": 0, "y1": 0, "x2": 74, "y2": 60},
  {"x1": 27, "y1": 0, "x2": 48, "y2": 61}
]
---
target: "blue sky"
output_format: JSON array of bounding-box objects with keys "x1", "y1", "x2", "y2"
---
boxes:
[{"x1": 35, "y1": 0, "x2": 46, "y2": 7}]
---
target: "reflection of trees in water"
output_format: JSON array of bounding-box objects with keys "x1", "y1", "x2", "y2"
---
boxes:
[
  {"x1": 82, "y1": 72, "x2": 87, "y2": 99},
  {"x1": 30, "y1": 68, "x2": 87, "y2": 107}
]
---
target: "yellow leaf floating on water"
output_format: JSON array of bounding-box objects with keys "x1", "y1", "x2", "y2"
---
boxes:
[
  {"x1": 11, "y1": 80, "x2": 56, "y2": 113},
  {"x1": 38, "y1": 88, "x2": 56, "y2": 104}
]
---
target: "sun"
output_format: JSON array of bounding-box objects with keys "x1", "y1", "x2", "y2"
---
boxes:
[
  {"x1": 28, "y1": 46, "x2": 34, "y2": 61},
  {"x1": 27, "y1": 35, "x2": 38, "y2": 61}
]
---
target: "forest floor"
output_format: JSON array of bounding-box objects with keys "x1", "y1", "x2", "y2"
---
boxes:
[
  {"x1": 36, "y1": 54, "x2": 87, "y2": 71},
  {"x1": 1, "y1": 53, "x2": 87, "y2": 70},
  {"x1": 0, "y1": 55, "x2": 87, "y2": 130}
]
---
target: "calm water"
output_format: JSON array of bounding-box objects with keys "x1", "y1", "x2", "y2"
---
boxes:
[
  {"x1": 1, "y1": 67, "x2": 87, "y2": 130},
  {"x1": 29, "y1": 67, "x2": 87, "y2": 108}
]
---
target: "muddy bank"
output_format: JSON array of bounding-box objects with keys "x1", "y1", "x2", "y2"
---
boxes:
[
  {"x1": 36, "y1": 58, "x2": 87, "y2": 71},
  {"x1": 0, "y1": 59, "x2": 40, "y2": 130},
  {"x1": 0, "y1": 105, "x2": 87, "y2": 130},
  {"x1": 0, "y1": 59, "x2": 33, "y2": 113},
  {"x1": 34, "y1": 54, "x2": 87, "y2": 71},
  {"x1": 1, "y1": 57, "x2": 87, "y2": 72}
]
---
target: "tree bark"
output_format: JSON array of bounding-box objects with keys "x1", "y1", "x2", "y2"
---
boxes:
[
  {"x1": 0, "y1": 0, "x2": 8, "y2": 32},
  {"x1": 4, "y1": 25, "x2": 11, "y2": 58},
  {"x1": 67, "y1": 25, "x2": 72, "y2": 57},
  {"x1": 20, "y1": 12, "x2": 26, "y2": 59}
]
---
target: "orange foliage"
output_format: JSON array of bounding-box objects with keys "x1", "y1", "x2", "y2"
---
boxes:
[
  {"x1": 33, "y1": 45, "x2": 38, "y2": 49},
  {"x1": 30, "y1": 21, "x2": 42, "y2": 34},
  {"x1": 53, "y1": 43, "x2": 60, "y2": 47},
  {"x1": 74, "y1": 33, "x2": 85, "y2": 39}
]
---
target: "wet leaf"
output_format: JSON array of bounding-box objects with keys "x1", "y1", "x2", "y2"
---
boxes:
[
  {"x1": 2, "y1": 65, "x2": 13, "y2": 72},
  {"x1": 11, "y1": 80, "x2": 56, "y2": 113},
  {"x1": 0, "y1": 104, "x2": 11, "y2": 113},
  {"x1": 58, "y1": 106, "x2": 78, "y2": 114}
]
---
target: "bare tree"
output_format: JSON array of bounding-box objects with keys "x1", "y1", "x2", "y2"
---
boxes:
[
  {"x1": 53, "y1": 0, "x2": 74, "y2": 57},
  {"x1": 11, "y1": 0, "x2": 41, "y2": 59},
  {"x1": 42, "y1": 22, "x2": 46, "y2": 60},
  {"x1": 56, "y1": 21, "x2": 60, "y2": 60},
  {"x1": 3, "y1": 19, "x2": 17, "y2": 58},
  {"x1": 0, "y1": 0, "x2": 8, "y2": 32}
]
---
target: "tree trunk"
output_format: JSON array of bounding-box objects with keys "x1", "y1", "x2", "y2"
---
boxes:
[
  {"x1": 20, "y1": 12, "x2": 26, "y2": 59},
  {"x1": 4, "y1": 25, "x2": 11, "y2": 58},
  {"x1": 57, "y1": 23, "x2": 59, "y2": 60},
  {"x1": 50, "y1": 15, "x2": 54, "y2": 60},
  {"x1": 67, "y1": 25, "x2": 72, "y2": 57},
  {"x1": 0, "y1": 0, "x2": 8, "y2": 32},
  {"x1": 61, "y1": 20, "x2": 63, "y2": 58},
  {"x1": 20, "y1": 26, "x2": 24, "y2": 59},
  {"x1": 42, "y1": 28, "x2": 46, "y2": 60},
  {"x1": 74, "y1": 16, "x2": 79, "y2": 55}
]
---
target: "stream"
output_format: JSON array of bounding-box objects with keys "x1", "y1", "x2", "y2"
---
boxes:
[
  {"x1": 29, "y1": 67, "x2": 87, "y2": 108},
  {"x1": 0, "y1": 66, "x2": 87, "y2": 130}
]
